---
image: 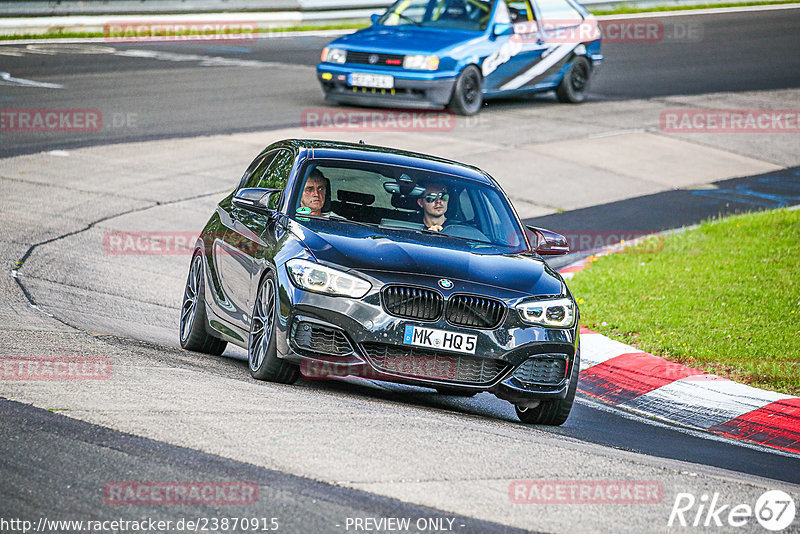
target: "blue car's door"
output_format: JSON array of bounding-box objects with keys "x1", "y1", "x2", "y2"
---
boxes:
[
  {"x1": 481, "y1": 0, "x2": 549, "y2": 93},
  {"x1": 484, "y1": 0, "x2": 585, "y2": 93}
]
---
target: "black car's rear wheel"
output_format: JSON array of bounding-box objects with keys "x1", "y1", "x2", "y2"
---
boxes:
[
  {"x1": 180, "y1": 252, "x2": 227, "y2": 355},
  {"x1": 515, "y1": 350, "x2": 580, "y2": 425},
  {"x1": 556, "y1": 56, "x2": 591, "y2": 104},
  {"x1": 448, "y1": 65, "x2": 483, "y2": 116},
  {"x1": 249, "y1": 271, "x2": 300, "y2": 383}
]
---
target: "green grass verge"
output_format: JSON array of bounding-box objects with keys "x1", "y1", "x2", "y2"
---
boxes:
[
  {"x1": 1, "y1": 0, "x2": 797, "y2": 40},
  {"x1": 0, "y1": 22, "x2": 366, "y2": 41},
  {"x1": 568, "y1": 208, "x2": 800, "y2": 396}
]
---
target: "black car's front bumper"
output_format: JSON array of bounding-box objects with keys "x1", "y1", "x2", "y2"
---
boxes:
[{"x1": 275, "y1": 268, "x2": 579, "y2": 401}]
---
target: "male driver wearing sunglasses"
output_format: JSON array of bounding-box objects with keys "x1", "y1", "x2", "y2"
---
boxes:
[{"x1": 417, "y1": 182, "x2": 450, "y2": 232}]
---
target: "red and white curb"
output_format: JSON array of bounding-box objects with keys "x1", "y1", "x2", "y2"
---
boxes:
[{"x1": 558, "y1": 252, "x2": 800, "y2": 456}]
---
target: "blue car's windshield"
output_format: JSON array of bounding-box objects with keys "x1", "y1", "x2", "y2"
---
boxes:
[
  {"x1": 378, "y1": 0, "x2": 495, "y2": 31},
  {"x1": 290, "y1": 158, "x2": 528, "y2": 253}
]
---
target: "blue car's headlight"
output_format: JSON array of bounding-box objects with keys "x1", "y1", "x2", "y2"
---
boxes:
[
  {"x1": 286, "y1": 258, "x2": 371, "y2": 298},
  {"x1": 403, "y1": 55, "x2": 439, "y2": 70},
  {"x1": 321, "y1": 47, "x2": 347, "y2": 64},
  {"x1": 517, "y1": 298, "x2": 575, "y2": 328}
]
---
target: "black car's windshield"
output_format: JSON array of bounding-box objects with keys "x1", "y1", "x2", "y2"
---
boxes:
[
  {"x1": 378, "y1": 0, "x2": 495, "y2": 31},
  {"x1": 290, "y1": 158, "x2": 527, "y2": 253}
]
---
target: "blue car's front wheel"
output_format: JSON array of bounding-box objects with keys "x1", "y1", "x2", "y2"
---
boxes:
[
  {"x1": 448, "y1": 65, "x2": 483, "y2": 116},
  {"x1": 556, "y1": 56, "x2": 592, "y2": 104}
]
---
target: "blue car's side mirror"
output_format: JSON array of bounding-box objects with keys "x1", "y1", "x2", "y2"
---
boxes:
[
  {"x1": 370, "y1": 13, "x2": 380, "y2": 25},
  {"x1": 492, "y1": 22, "x2": 514, "y2": 37}
]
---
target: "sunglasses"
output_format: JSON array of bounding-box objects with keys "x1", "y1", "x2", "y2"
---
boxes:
[{"x1": 423, "y1": 192, "x2": 449, "y2": 203}]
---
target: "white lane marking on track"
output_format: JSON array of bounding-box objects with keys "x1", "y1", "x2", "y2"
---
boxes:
[
  {"x1": 576, "y1": 395, "x2": 800, "y2": 459},
  {"x1": 113, "y1": 48, "x2": 292, "y2": 68},
  {"x1": 0, "y1": 71, "x2": 63, "y2": 88},
  {"x1": 622, "y1": 375, "x2": 795, "y2": 429},
  {"x1": 579, "y1": 332, "x2": 643, "y2": 369},
  {"x1": 26, "y1": 43, "x2": 116, "y2": 54}
]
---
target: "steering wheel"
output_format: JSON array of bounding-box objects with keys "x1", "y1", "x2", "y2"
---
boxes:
[{"x1": 441, "y1": 223, "x2": 489, "y2": 241}]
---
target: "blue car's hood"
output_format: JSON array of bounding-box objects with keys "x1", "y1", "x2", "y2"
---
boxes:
[
  {"x1": 291, "y1": 219, "x2": 563, "y2": 297},
  {"x1": 332, "y1": 25, "x2": 480, "y2": 55}
]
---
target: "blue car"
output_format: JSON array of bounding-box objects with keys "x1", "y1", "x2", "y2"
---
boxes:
[{"x1": 317, "y1": 0, "x2": 603, "y2": 115}]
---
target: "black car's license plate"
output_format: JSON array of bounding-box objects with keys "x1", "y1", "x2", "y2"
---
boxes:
[{"x1": 403, "y1": 325, "x2": 477, "y2": 354}]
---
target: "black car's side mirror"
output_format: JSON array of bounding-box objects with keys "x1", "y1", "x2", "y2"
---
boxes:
[
  {"x1": 233, "y1": 188, "x2": 282, "y2": 213},
  {"x1": 526, "y1": 225, "x2": 570, "y2": 256},
  {"x1": 370, "y1": 13, "x2": 380, "y2": 25},
  {"x1": 492, "y1": 22, "x2": 514, "y2": 38}
]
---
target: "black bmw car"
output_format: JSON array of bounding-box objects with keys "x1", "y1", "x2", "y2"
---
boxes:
[{"x1": 180, "y1": 139, "x2": 580, "y2": 424}]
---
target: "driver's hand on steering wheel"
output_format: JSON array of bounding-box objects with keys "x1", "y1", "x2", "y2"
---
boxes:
[{"x1": 427, "y1": 224, "x2": 444, "y2": 232}]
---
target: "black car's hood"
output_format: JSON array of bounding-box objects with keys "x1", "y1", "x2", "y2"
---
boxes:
[{"x1": 290, "y1": 219, "x2": 563, "y2": 296}]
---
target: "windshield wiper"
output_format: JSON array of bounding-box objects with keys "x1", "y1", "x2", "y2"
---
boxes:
[
  {"x1": 388, "y1": 12, "x2": 422, "y2": 26},
  {"x1": 306, "y1": 213, "x2": 375, "y2": 229}
]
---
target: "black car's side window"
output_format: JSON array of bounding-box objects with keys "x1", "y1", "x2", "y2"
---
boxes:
[
  {"x1": 257, "y1": 150, "x2": 294, "y2": 190},
  {"x1": 238, "y1": 151, "x2": 279, "y2": 190}
]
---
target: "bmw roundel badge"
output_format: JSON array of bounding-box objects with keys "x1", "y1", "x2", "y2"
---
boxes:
[{"x1": 438, "y1": 279, "x2": 453, "y2": 289}]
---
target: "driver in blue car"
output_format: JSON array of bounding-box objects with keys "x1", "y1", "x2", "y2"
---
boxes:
[{"x1": 417, "y1": 182, "x2": 450, "y2": 232}]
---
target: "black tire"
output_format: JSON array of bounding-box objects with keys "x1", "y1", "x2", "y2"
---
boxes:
[
  {"x1": 556, "y1": 56, "x2": 592, "y2": 104},
  {"x1": 515, "y1": 350, "x2": 580, "y2": 425},
  {"x1": 435, "y1": 387, "x2": 478, "y2": 397},
  {"x1": 448, "y1": 65, "x2": 483, "y2": 116},
  {"x1": 248, "y1": 271, "x2": 300, "y2": 384},
  {"x1": 180, "y1": 252, "x2": 228, "y2": 355}
]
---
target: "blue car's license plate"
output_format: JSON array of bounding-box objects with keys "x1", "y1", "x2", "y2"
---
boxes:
[
  {"x1": 348, "y1": 72, "x2": 394, "y2": 89},
  {"x1": 403, "y1": 325, "x2": 477, "y2": 354}
]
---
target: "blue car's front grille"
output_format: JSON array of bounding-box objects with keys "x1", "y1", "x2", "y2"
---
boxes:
[{"x1": 346, "y1": 50, "x2": 405, "y2": 66}]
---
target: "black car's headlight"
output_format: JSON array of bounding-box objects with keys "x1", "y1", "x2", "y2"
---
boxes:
[
  {"x1": 321, "y1": 47, "x2": 347, "y2": 64},
  {"x1": 517, "y1": 298, "x2": 575, "y2": 328},
  {"x1": 286, "y1": 258, "x2": 371, "y2": 298}
]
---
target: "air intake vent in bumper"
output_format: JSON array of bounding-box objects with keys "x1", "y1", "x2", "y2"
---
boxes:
[{"x1": 361, "y1": 342, "x2": 509, "y2": 385}]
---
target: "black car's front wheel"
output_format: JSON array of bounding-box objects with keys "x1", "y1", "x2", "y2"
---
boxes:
[
  {"x1": 515, "y1": 351, "x2": 580, "y2": 426},
  {"x1": 448, "y1": 65, "x2": 483, "y2": 116},
  {"x1": 249, "y1": 271, "x2": 300, "y2": 383},
  {"x1": 556, "y1": 56, "x2": 592, "y2": 104},
  {"x1": 180, "y1": 252, "x2": 227, "y2": 355}
]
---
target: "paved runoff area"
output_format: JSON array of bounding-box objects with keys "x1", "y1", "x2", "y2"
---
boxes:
[{"x1": 1, "y1": 88, "x2": 800, "y2": 533}]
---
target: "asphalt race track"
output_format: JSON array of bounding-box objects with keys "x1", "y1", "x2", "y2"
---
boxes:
[{"x1": 1, "y1": 6, "x2": 800, "y2": 534}]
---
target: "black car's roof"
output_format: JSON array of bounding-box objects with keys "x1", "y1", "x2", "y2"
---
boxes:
[{"x1": 272, "y1": 139, "x2": 496, "y2": 186}]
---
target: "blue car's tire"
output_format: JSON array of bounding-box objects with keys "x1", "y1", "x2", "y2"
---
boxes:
[
  {"x1": 248, "y1": 271, "x2": 300, "y2": 384},
  {"x1": 180, "y1": 252, "x2": 228, "y2": 355},
  {"x1": 556, "y1": 56, "x2": 591, "y2": 104},
  {"x1": 448, "y1": 65, "x2": 483, "y2": 116}
]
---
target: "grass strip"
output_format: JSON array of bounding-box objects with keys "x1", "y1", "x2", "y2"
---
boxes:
[
  {"x1": 1, "y1": 1, "x2": 798, "y2": 40},
  {"x1": 567, "y1": 208, "x2": 800, "y2": 396}
]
